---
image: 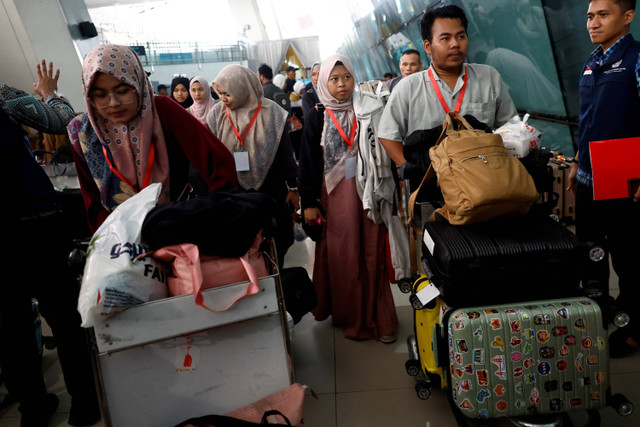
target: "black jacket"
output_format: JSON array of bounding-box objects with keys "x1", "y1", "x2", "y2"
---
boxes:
[
  {"x1": 301, "y1": 82, "x2": 320, "y2": 118},
  {"x1": 262, "y1": 81, "x2": 284, "y2": 101}
]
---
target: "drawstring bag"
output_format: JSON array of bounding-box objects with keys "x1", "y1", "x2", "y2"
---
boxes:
[{"x1": 152, "y1": 231, "x2": 268, "y2": 313}]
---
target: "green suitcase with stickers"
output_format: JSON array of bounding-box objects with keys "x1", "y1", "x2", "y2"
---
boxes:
[{"x1": 445, "y1": 297, "x2": 611, "y2": 420}]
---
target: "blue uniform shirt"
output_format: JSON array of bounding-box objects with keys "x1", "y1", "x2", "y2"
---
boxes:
[{"x1": 577, "y1": 33, "x2": 640, "y2": 186}]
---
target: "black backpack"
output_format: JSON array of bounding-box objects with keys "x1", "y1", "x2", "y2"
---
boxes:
[{"x1": 273, "y1": 92, "x2": 291, "y2": 114}]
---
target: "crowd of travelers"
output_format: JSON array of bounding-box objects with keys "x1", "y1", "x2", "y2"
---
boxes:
[{"x1": 2, "y1": 1, "x2": 639, "y2": 425}]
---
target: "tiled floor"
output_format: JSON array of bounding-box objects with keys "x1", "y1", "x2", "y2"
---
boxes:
[{"x1": 1, "y1": 237, "x2": 639, "y2": 426}]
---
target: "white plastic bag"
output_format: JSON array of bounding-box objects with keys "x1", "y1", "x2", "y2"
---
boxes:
[
  {"x1": 78, "y1": 183, "x2": 169, "y2": 327},
  {"x1": 494, "y1": 113, "x2": 542, "y2": 158}
]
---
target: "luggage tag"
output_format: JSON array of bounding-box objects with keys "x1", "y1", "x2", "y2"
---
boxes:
[
  {"x1": 234, "y1": 151, "x2": 250, "y2": 172},
  {"x1": 423, "y1": 231, "x2": 435, "y2": 254},
  {"x1": 345, "y1": 156, "x2": 357, "y2": 180},
  {"x1": 416, "y1": 282, "x2": 440, "y2": 306}
]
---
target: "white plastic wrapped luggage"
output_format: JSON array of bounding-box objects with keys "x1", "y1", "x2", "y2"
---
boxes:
[{"x1": 78, "y1": 184, "x2": 169, "y2": 327}]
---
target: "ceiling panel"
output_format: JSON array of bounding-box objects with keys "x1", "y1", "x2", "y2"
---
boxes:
[{"x1": 84, "y1": 0, "x2": 166, "y2": 9}]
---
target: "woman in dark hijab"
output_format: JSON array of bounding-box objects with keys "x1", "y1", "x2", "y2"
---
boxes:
[{"x1": 170, "y1": 76, "x2": 193, "y2": 108}]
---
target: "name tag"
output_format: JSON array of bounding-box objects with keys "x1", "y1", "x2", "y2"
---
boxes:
[
  {"x1": 234, "y1": 151, "x2": 250, "y2": 171},
  {"x1": 345, "y1": 156, "x2": 357, "y2": 180}
]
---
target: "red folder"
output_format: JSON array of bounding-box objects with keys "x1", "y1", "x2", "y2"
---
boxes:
[{"x1": 589, "y1": 137, "x2": 640, "y2": 200}]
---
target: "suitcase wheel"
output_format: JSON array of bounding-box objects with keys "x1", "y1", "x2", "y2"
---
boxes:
[
  {"x1": 415, "y1": 381, "x2": 431, "y2": 400},
  {"x1": 610, "y1": 393, "x2": 634, "y2": 417},
  {"x1": 409, "y1": 294, "x2": 424, "y2": 310},
  {"x1": 405, "y1": 359, "x2": 420, "y2": 377},
  {"x1": 610, "y1": 307, "x2": 631, "y2": 328},
  {"x1": 398, "y1": 278, "x2": 413, "y2": 294},
  {"x1": 589, "y1": 246, "x2": 606, "y2": 262},
  {"x1": 68, "y1": 247, "x2": 87, "y2": 272},
  {"x1": 593, "y1": 295, "x2": 631, "y2": 328}
]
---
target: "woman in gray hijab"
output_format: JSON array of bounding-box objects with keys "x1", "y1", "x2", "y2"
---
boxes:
[{"x1": 206, "y1": 64, "x2": 299, "y2": 264}]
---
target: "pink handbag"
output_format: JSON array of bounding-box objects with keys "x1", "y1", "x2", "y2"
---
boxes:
[
  {"x1": 225, "y1": 383, "x2": 309, "y2": 426},
  {"x1": 153, "y1": 232, "x2": 269, "y2": 312}
]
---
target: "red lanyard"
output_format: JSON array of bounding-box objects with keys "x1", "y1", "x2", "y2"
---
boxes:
[
  {"x1": 226, "y1": 101, "x2": 262, "y2": 147},
  {"x1": 427, "y1": 66, "x2": 468, "y2": 114},
  {"x1": 102, "y1": 138, "x2": 155, "y2": 193},
  {"x1": 326, "y1": 108, "x2": 358, "y2": 150}
]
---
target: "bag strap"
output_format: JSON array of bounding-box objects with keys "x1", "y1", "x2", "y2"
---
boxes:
[
  {"x1": 406, "y1": 116, "x2": 448, "y2": 233},
  {"x1": 406, "y1": 112, "x2": 475, "y2": 232},
  {"x1": 446, "y1": 112, "x2": 475, "y2": 132},
  {"x1": 260, "y1": 409, "x2": 291, "y2": 425},
  {"x1": 168, "y1": 244, "x2": 260, "y2": 313},
  {"x1": 194, "y1": 254, "x2": 260, "y2": 313}
]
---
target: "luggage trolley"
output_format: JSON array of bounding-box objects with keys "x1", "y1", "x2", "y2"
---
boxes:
[{"x1": 74, "y1": 238, "x2": 294, "y2": 427}]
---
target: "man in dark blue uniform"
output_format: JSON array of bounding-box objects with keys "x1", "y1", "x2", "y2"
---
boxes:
[{"x1": 568, "y1": 0, "x2": 640, "y2": 357}]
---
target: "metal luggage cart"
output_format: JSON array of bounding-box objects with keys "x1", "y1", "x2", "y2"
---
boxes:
[{"x1": 86, "y1": 240, "x2": 294, "y2": 427}]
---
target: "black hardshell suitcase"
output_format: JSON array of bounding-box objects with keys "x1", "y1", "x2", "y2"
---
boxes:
[{"x1": 421, "y1": 214, "x2": 586, "y2": 308}]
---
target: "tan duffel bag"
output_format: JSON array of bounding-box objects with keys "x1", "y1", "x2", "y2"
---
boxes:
[{"x1": 409, "y1": 112, "x2": 538, "y2": 226}]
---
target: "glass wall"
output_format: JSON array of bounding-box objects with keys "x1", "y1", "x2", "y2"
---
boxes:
[{"x1": 338, "y1": 0, "x2": 640, "y2": 155}]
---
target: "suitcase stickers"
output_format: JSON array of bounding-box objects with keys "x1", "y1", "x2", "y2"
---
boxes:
[{"x1": 446, "y1": 298, "x2": 609, "y2": 419}]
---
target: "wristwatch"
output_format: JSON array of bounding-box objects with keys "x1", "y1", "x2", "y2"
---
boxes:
[{"x1": 44, "y1": 91, "x2": 61, "y2": 103}]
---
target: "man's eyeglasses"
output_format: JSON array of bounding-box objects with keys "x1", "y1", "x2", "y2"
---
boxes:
[{"x1": 88, "y1": 86, "x2": 137, "y2": 109}]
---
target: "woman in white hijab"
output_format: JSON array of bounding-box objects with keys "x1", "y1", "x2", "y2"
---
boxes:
[
  {"x1": 206, "y1": 64, "x2": 299, "y2": 264},
  {"x1": 273, "y1": 73, "x2": 286, "y2": 90},
  {"x1": 298, "y1": 54, "x2": 398, "y2": 342}
]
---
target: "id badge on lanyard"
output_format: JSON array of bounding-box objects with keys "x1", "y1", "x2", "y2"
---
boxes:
[
  {"x1": 226, "y1": 102, "x2": 262, "y2": 172},
  {"x1": 428, "y1": 66, "x2": 468, "y2": 114},
  {"x1": 326, "y1": 108, "x2": 358, "y2": 180},
  {"x1": 234, "y1": 151, "x2": 250, "y2": 171},
  {"x1": 345, "y1": 156, "x2": 357, "y2": 180}
]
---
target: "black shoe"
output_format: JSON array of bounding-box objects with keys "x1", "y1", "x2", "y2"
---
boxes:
[
  {"x1": 609, "y1": 329, "x2": 640, "y2": 358},
  {"x1": 20, "y1": 393, "x2": 59, "y2": 427},
  {"x1": 68, "y1": 396, "x2": 101, "y2": 426}
]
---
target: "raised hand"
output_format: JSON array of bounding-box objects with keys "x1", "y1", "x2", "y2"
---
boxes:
[{"x1": 33, "y1": 59, "x2": 61, "y2": 99}]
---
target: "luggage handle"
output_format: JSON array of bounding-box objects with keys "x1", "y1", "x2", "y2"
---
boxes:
[
  {"x1": 190, "y1": 248, "x2": 260, "y2": 313},
  {"x1": 260, "y1": 409, "x2": 292, "y2": 425}
]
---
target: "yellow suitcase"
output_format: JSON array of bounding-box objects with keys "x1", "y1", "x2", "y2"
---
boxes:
[{"x1": 405, "y1": 275, "x2": 447, "y2": 400}]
